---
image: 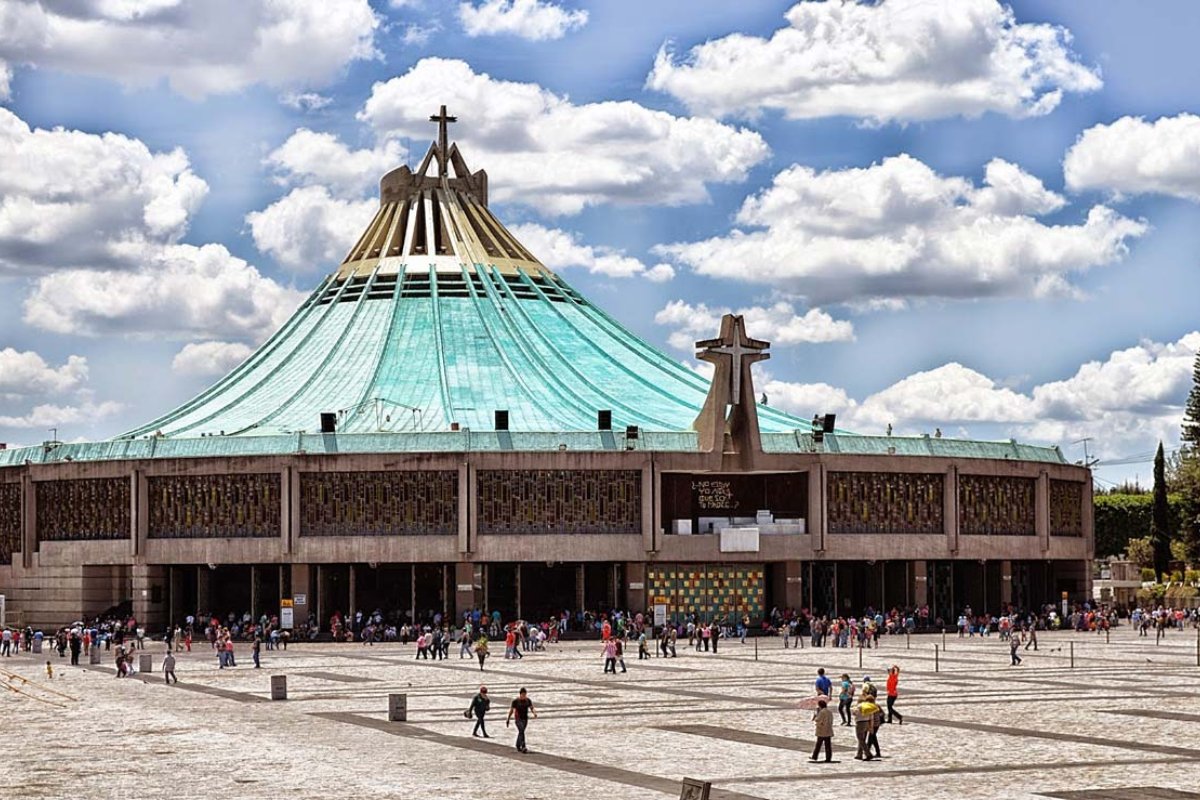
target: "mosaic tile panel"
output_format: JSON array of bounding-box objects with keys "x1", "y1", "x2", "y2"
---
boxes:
[
  {"x1": 958, "y1": 474, "x2": 1036, "y2": 535},
  {"x1": 1050, "y1": 479, "x2": 1084, "y2": 537},
  {"x1": 36, "y1": 477, "x2": 130, "y2": 542},
  {"x1": 0, "y1": 482, "x2": 19, "y2": 565},
  {"x1": 300, "y1": 470, "x2": 457, "y2": 536},
  {"x1": 647, "y1": 563, "x2": 765, "y2": 624},
  {"x1": 479, "y1": 469, "x2": 640, "y2": 535},
  {"x1": 149, "y1": 473, "x2": 280, "y2": 539},
  {"x1": 827, "y1": 471, "x2": 944, "y2": 534}
]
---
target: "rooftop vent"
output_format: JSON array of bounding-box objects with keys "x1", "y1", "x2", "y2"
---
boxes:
[
  {"x1": 598, "y1": 410, "x2": 612, "y2": 430},
  {"x1": 495, "y1": 410, "x2": 509, "y2": 431}
]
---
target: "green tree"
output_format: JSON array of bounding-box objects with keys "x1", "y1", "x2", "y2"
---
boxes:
[
  {"x1": 1184, "y1": 351, "x2": 1200, "y2": 453},
  {"x1": 1151, "y1": 442, "x2": 1172, "y2": 579},
  {"x1": 1127, "y1": 536, "x2": 1154, "y2": 569}
]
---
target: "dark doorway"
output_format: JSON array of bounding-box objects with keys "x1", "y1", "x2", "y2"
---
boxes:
[
  {"x1": 583, "y1": 563, "x2": 615, "y2": 614},
  {"x1": 170, "y1": 566, "x2": 198, "y2": 625},
  {"x1": 209, "y1": 565, "x2": 252, "y2": 620},
  {"x1": 321, "y1": 565, "x2": 351, "y2": 624},
  {"x1": 414, "y1": 564, "x2": 447, "y2": 623},
  {"x1": 255, "y1": 565, "x2": 281, "y2": 620},
  {"x1": 883, "y1": 561, "x2": 909, "y2": 611},
  {"x1": 355, "y1": 564, "x2": 414, "y2": 623},
  {"x1": 520, "y1": 563, "x2": 578, "y2": 622},
  {"x1": 487, "y1": 564, "x2": 517, "y2": 621}
]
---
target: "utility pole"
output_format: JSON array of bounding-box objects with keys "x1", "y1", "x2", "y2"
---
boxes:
[{"x1": 1073, "y1": 438, "x2": 1100, "y2": 469}]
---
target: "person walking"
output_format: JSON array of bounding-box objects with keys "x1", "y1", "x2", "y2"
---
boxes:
[
  {"x1": 1010, "y1": 635, "x2": 1022, "y2": 666},
  {"x1": 252, "y1": 635, "x2": 262, "y2": 669},
  {"x1": 853, "y1": 695, "x2": 880, "y2": 761},
  {"x1": 838, "y1": 674, "x2": 855, "y2": 726},
  {"x1": 614, "y1": 636, "x2": 628, "y2": 673},
  {"x1": 468, "y1": 686, "x2": 491, "y2": 737},
  {"x1": 506, "y1": 687, "x2": 537, "y2": 753},
  {"x1": 603, "y1": 638, "x2": 617, "y2": 674},
  {"x1": 809, "y1": 699, "x2": 834, "y2": 763},
  {"x1": 475, "y1": 636, "x2": 489, "y2": 671},
  {"x1": 885, "y1": 666, "x2": 903, "y2": 724},
  {"x1": 163, "y1": 652, "x2": 178, "y2": 684},
  {"x1": 815, "y1": 668, "x2": 833, "y2": 698}
]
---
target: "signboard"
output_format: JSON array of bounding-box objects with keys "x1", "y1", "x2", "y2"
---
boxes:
[
  {"x1": 294, "y1": 593, "x2": 307, "y2": 606},
  {"x1": 456, "y1": 584, "x2": 474, "y2": 592},
  {"x1": 692, "y1": 479, "x2": 737, "y2": 511},
  {"x1": 280, "y1": 607, "x2": 294, "y2": 629},
  {"x1": 280, "y1": 599, "x2": 293, "y2": 608},
  {"x1": 654, "y1": 604, "x2": 667, "y2": 627},
  {"x1": 628, "y1": 582, "x2": 644, "y2": 590}
]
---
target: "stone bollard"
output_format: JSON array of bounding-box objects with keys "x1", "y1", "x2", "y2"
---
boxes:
[
  {"x1": 139, "y1": 654, "x2": 153, "y2": 674},
  {"x1": 271, "y1": 675, "x2": 287, "y2": 701},
  {"x1": 388, "y1": 693, "x2": 407, "y2": 722},
  {"x1": 89, "y1": 648, "x2": 102, "y2": 665}
]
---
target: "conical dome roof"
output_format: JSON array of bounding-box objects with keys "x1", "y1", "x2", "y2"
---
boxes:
[{"x1": 122, "y1": 108, "x2": 807, "y2": 439}]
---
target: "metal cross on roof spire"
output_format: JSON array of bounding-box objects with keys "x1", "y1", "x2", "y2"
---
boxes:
[{"x1": 429, "y1": 104, "x2": 457, "y2": 178}]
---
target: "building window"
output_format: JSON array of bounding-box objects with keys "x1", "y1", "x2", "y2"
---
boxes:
[
  {"x1": 36, "y1": 478, "x2": 130, "y2": 542},
  {"x1": 149, "y1": 473, "x2": 281, "y2": 539},
  {"x1": 827, "y1": 471, "x2": 943, "y2": 534},
  {"x1": 479, "y1": 469, "x2": 641, "y2": 535},
  {"x1": 300, "y1": 470, "x2": 457, "y2": 536},
  {"x1": 1050, "y1": 480, "x2": 1084, "y2": 537},
  {"x1": 0, "y1": 483, "x2": 19, "y2": 564},
  {"x1": 958, "y1": 475, "x2": 1036, "y2": 536}
]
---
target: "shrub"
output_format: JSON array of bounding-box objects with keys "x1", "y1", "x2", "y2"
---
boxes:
[
  {"x1": 1141, "y1": 567, "x2": 1158, "y2": 582},
  {"x1": 1170, "y1": 570, "x2": 1184, "y2": 583},
  {"x1": 1186, "y1": 570, "x2": 1200, "y2": 585}
]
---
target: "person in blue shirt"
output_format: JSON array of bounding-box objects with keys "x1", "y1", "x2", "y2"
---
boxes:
[{"x1": 815, "y1": 667, "x2": 833, "y2": 697}]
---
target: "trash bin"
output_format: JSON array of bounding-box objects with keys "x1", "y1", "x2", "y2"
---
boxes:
[
  {"x1": 139, "y1": 653, "x2": 153, "y2": 673},
  {"x1": 388, "y1": 693, "x2": 407, "y2": 722},
  {"x1": 271, "y1": 674, "x2": 287, "y2": 700}
]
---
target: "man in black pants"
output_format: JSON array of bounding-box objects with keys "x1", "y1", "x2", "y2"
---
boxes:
[{"x1": 506, "y1": 687, "x2": 537, "y2": 753}]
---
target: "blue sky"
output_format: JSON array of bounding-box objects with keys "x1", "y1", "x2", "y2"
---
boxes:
[{"x1": 1, "y1": 0, "x2": 1199, "y2": 489}]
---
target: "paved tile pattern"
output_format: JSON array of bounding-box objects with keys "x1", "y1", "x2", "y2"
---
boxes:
[{"x1": 2, "y1": 627, "x2": 1200, "y2": 799}]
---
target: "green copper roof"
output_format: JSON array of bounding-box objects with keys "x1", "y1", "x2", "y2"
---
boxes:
[{"x1": 116, "y1": 263, "x2": 810, "y2": 439}]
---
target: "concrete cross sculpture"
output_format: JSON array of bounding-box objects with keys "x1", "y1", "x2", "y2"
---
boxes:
[{"x1": 693, "y1": 314, "x2": 770, "y2": 460}]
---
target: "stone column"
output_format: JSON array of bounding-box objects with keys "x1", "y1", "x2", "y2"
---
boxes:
[
  {"x1": 134, "y1": 470, "x2": 147, "y2": 558},
  {"x1": 458, "y1": 463, "x2": 470, "y2": 554},
  {"x1": 348, "y1": 564, "x2": 356, "y2": 627},
  {"x1": 642, "y1": 461, "x2": 656, "y2": 553},
  {"x1": 912, "y1": 560, "x2": 928, "y2": 609},
  {"x1": 1000, "y1": 559, "x2": 1013, "y2": 607},
  {"x1": 290, "y1": 564, "x2": 310, "y2": 628},
  {"x1": 197, "y1": 566, "x2": 210, "y2": 616},
  {"x1": 625, "y1": 562, "x2": 646, "y2": 613},
  {"x1": 251, "y1": 565, "x2": 261, "y2": 621},
  {"x1": 132, "y1": 564, "x2": 167, "y2": 631},
  {"x1": 1036, "y1": 470, "x2": 1050, "y2": 553},
  {"x1": 944, "y1": 466, "x2": 958, "y2": 554},
  {"x1": 807, "y1": 467, "x2": 825, "y2": 552},
  {"x1": 783, "y1": 560, "x2": 804, "y2": 609},
  {"x1": 454, "y1": 561, "x2": 475, "y2": 618}
]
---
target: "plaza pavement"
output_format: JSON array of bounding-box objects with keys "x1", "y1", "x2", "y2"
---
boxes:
[{"x1": 2, "y1": 627, "x2": 1199, "y2": 799}]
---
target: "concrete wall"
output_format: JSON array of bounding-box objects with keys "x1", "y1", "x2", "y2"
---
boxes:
[{"x1": 0, "y1": 450, "x2": 1092, "y2": 629}]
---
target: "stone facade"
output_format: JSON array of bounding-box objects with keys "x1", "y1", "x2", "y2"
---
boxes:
[{"x1": 0, "y1": 450, "x2": 1092, "y2": 630}]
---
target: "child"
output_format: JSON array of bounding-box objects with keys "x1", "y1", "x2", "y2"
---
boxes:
[{"x1": 46, "y1": 660, "x2": 53, "y2": 680}]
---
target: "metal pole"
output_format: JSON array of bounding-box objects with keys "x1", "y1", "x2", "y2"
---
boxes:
[
  {"x1": 942, "y1": 627, "x2": 947, "y2": 651},
  {"x1": 858, "y1": 639, "x2": 863, "y2": 669},
  {"x1": 1195, "y1": 626, "x2": 1198, "y2": 667},
  {"x1": 755, "y1": 636, "x2": 758, "y2": 662},
  {"x1": 1106, "y1": 627, "x2": 1110, "y2": 645},
  {"x1": 1070, "y1": 641, "x2": 1074, "y2": 669},
  {"x1": 906, "y1": 630, "x2": 910, "y2": 650},
  {"x1": 935, "y1": 644, "x2": 939, "y2": 672}
]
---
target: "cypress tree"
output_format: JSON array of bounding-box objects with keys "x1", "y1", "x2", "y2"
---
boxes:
[
  {"x1": 1185, "y1": 352, "x2": 1200, "y2": 453},
  {"x1": 1150, "y1": 441, "x2": 1172, "y2": 579}
]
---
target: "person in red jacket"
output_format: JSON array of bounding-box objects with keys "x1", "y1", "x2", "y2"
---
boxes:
[{"x1": 885, "y1": 665, "x2": 903, "y2": 724}]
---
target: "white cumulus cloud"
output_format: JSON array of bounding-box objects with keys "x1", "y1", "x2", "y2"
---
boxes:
[
  {"x1": 266, "y1": 129, "x2": 405, "y2": 198},
  {"x1": 655, "y1": 299, "x2": 854, "y2": 351},
  {"x1": 0, "y1": 397, "x2": 123, "y2": 429},
  {"x1": 0, "y1": 0, "x2": 380, "y2": 100},
  {"x1": 646, "y1": 0, "x2": 1101, "y2": 124},
  {"x1": 0, "y1": 348, "x2": 88, "y2": 398},
  {"x1": 171, "y1": 341, "x2": 254, "y2": 377},
  {"x1": 762, "y1": 331, "x2": 1200, "y2": 458},
  {"x1": 509, "y1": 223, "x2": 666, "y2": 281},
  {"x1": 0, "y1": 107, "x2": 208, "y2": 275},
  {"x1": 0, "y1": 58, "x2": 11, "y2": 101},
  {"x1": 22, "y1": 243, "x2": 304, "y2": 342},
  {"x1": 459, "y1": 0, "x2": 587, "y2": 41},
  {"x1": 1064, "y1": 114, "x2": 1200, "y2": 201},
  {"x1": 359, "y1": 58, "x2": 769, "y2": 215},
  {"x1": 247, "y1": 186, "x2": 376, "y2": 273},
  {"x1": 656, "y1": 154, "x2": 1146, "y2": 306}
]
